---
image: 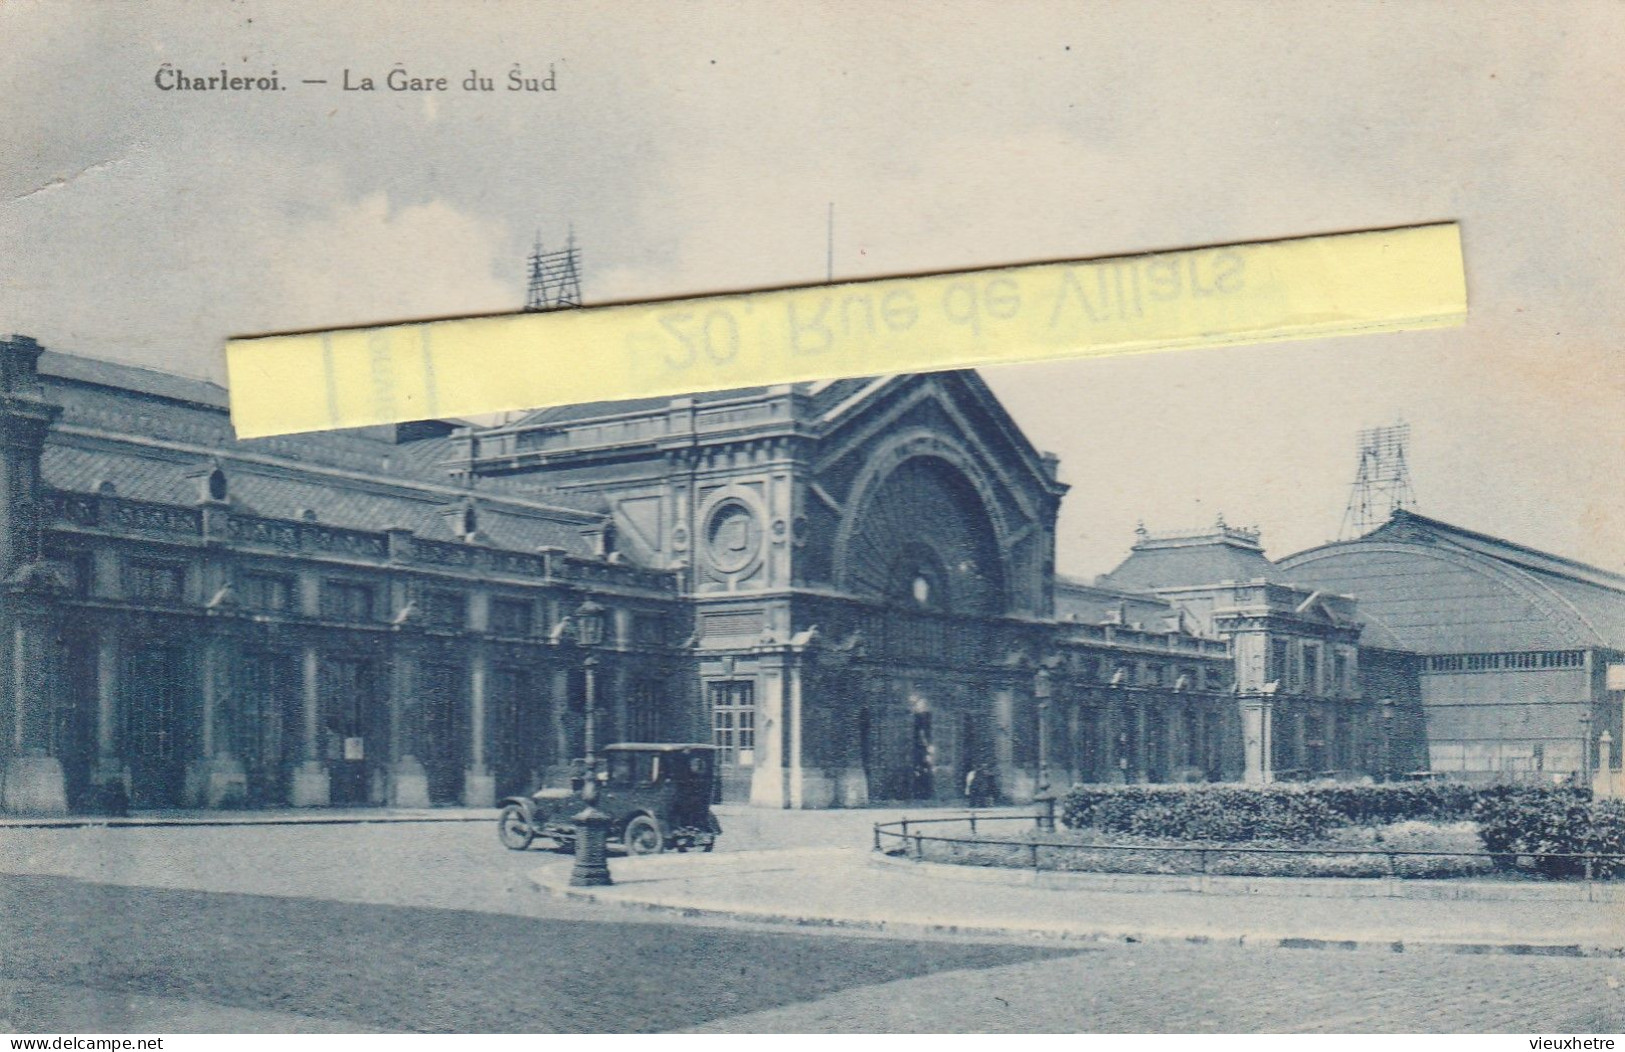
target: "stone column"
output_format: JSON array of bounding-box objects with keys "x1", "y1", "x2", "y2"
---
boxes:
[
  {"x1": 993, "y1": 685, "x2": 1031, "y2": 801},
  {"x1": 550, "y1": 665, "x2": 572, "y2": 778},
  {"x1": 749, "y1": 658, "x2": 787, "y2": 808},
  {"x1": 289, "y1": 645, "x2": 329, "y2": 806},
  {"x1": 92, "y1": 628, "x2": 125, "y2": 795},
  {"x1": 387, "y1": 643, "x2": 428, "y2": 807},
  {"x1": 0, "y1": 338, "x2": 65, "y2": 813},
  {"x1": 187, "y1": 632, "x2": 246, "y2": 807},
  {"x1": 1595, "y1": 731, "x2": 1615, "y2": 800},
  {"x1": 1066, "y1": 699, "x2": 1082, "y2": 785},
  {"x1": 0, "y1": 337, "x2": 63, "y2": 580},
  {"x1": 1, "y1": 611, "x2": 68, "y2": 813},
  {"x1": 1132, "y1": 702, "x2": 1148, "y2": 783},
  {"x1": 1106, "y1": 695, "x2": 1128, "y2": 784},
  {"x1": 463, "y1": 643, "x2": 494, "y2": 806},
  {"x1": 832, "y1": 666, "x2": 870, "y2": 808},
  {"x1": 782, "y1": 652, "x2": 831, "y2": 808},
  {"x1": 1240, "y1": 695, "x2": 1274, "y2": 785}
]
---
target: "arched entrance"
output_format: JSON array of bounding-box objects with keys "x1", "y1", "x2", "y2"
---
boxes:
[{"x1": 834, "y1": 446, "x2": 1011, "y2": 802}]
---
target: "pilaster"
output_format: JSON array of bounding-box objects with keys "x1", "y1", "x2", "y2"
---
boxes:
[
  {"x1": 1240, "y1": 695, "x2": 1274, "y2": 785},
  {"x1": 748, "y1": 656, "x2": 788, "y2": 808},
  {"x1": 289, "y1": 645, "x2": 329, "y2": 807}
]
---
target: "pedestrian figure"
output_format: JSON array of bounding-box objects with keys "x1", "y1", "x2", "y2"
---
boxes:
[{"x1": 964, "y1": 766, "x2": 980, "y2": 807}]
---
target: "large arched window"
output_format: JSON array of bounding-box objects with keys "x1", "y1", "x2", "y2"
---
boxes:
[{"x1": 841, "y1": 456, "x2": 1006, "y2": 615}]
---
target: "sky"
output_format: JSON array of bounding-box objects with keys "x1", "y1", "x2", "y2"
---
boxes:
[{"x1": 3, "y1": 1, "x2": 1621, "y2": 578}]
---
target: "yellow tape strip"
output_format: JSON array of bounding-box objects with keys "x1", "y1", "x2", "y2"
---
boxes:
[{"x1": 226, "y1": 223, "x2": 1465, "y2": 438}]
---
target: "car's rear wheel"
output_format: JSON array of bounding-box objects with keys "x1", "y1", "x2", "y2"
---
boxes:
[
  {"x1": 623, "y1": 815, "x2": 665, "y2": 856},
  {"x1": 498, "y1": 805, "x2": 536, "y2": 851}
]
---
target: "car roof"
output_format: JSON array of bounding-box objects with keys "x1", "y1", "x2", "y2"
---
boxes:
[{"x1": 601, "y1": 742, "x2": 716, "y2": 753}]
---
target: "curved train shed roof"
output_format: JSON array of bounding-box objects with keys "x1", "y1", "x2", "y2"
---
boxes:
[{"x1": 1277, "y1": 511, "x2": 1625, "y2": 654}]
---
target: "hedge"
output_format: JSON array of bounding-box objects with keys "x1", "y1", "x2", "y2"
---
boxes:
[
  {"x1": 1058, "y1": 782, "x2": 1625, "y2": 876},
  {"x1": 1059, "y1": 782, "x2": 1484, "y2": 843},
  {"x1": 1473, "y1": 785, "x2": 1625, "y2": 878}
]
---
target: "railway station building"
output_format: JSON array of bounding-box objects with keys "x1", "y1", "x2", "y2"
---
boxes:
[{"x1": 0, "y1": 333, "x2": 1611, "y2": 813}]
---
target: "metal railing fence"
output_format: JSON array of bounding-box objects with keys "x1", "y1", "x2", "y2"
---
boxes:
[{"x1": 872, "y1": 811, "x2": 1625, "y2": 881}]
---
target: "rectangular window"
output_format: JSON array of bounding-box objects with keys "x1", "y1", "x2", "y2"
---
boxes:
[
  {"x1": 45, "y1": 546, "x2": 94, "y2": 596},
  {"x1": 631, "y1": 613, "x2": 668, "y2": 647},
  {"x1": 1424, "y1": 650, "x2": 1586, "y2": 673},
  {"x1": 240, "y1": 572, "x2": 293, "y2": 612},
  {"x1": 420, "y1": 588, "x2": 466, "y2": 631},
  {"x1": 629, "y1": 678, "x2": 661, "y2": 741},
  {"x1": 125, "y1": 559, "x2": 185, "y2": 601},
  {"x1": 708, "y1": 680, "x2": 756, "y2": 766},
  {"x1": 321, "y1": 580, "x2": 374, "y2": 622},
  {"x1": 1270, "y1": 639, "x2": 1291, "y2": 686},
  {"x1": 489, "y1": 597, "x2": 533, "y2": 637}
]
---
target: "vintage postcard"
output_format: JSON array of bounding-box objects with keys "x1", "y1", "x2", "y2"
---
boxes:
[{"x1": 2, "y1": 0, "x2": 1623, "y2": 1038}]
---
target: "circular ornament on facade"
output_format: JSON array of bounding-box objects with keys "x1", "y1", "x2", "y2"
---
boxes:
[
  {"x1": 672, "y1": 524, "x2": 689, "y2": 551},
  {"x1": 706, "y1": 501, "x2": 761, "y2": 574},
  {"x1": 772, "y1": 518, "x2": 788, "y2": 544}
]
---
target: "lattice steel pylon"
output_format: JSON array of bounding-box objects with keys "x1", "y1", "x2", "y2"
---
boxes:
[
  {"x1": 524, "y1": 227, "x2": 583, "y2": 312},
  {"x1": 1340, "y1": 422, "x2": 1417, "y2": 539}
]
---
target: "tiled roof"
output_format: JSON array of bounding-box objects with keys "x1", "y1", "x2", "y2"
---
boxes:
[
  {"x1": 512, "y1": 385, "x2": 797, "y2": 428},
  {"x1": 509, "y1": 376, "x2": 900, "y2": 429},
  {"x1": 42, "y1": 441, "x2": 598, "y2": 552},
  {"x1": 1102, "y1": 535, "x2": 1281, "y2": 591},
  {"x1": 36, "y1": 350, "x2": 609, "y2": 558},
  {"x1": 39, "y1": 350, "x2": 228, "y2": 408}
]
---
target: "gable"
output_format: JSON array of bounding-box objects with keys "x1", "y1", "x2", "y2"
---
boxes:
[{"x1": 813, "y1": 371, "x2": 1066, "y2": 513}]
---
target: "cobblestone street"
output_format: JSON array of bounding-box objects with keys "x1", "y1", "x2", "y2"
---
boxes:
[{"x1": 3, "y1": 816, "x2": 1623, "y2": 1032}]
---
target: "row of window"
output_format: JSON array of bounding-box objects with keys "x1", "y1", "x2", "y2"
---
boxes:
[
  {"x1": 1075, "y1": 657, "x2": 1225, "y2": 692},
  {"x1": 1268, "y1": 638, "x2": 1357, "y2": 697},
  {"x1": 58, "y1": 552, "x2": 669, "y2": 642},
  {"x1": 1424, "y1": 650, "x2": 1587, "y2": 673}
]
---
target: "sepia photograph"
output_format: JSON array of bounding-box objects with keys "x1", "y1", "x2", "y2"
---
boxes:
[{"x1": 1, "y1": 0, "x2": 1623, "y2": 1037}]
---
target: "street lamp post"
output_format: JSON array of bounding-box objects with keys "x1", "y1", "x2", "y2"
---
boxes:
[
  {"x1": 1033, "y1": 667, "x2": 1055, "y2": 832},
  {"x1": 570, "y1": 599, "x2": 612, "y2": 888}
]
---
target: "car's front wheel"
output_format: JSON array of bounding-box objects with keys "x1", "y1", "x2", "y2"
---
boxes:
[
  {"x1": 498, "y1": 805, "x2": 536, "y2": 851},
  {"x1": 623, "y1": 815, "x2": 665, "y2": 856}
]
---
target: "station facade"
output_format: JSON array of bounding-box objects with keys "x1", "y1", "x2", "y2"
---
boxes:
[{"x1": 1, "y1": 333, "x2": 1606, "y2": 813}]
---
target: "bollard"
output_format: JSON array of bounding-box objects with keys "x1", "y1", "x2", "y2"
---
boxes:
[
  {"x1": 970, "y1": 812, "x2": 978, "y2": 835},
  {"x1": 914, "y1": 833, "x2": 924, "y2": 860},
  {"x1": 873, "y1": 823, "x2": 881, "y2": 852},
  {"x1": 1031, "y1": 841, "x2": 1040, "y2": 871}
]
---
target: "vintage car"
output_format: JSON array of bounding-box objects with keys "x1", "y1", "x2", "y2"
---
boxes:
[{"x1": 496, "y1": 742, "x2": 722, "y2": 855}]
